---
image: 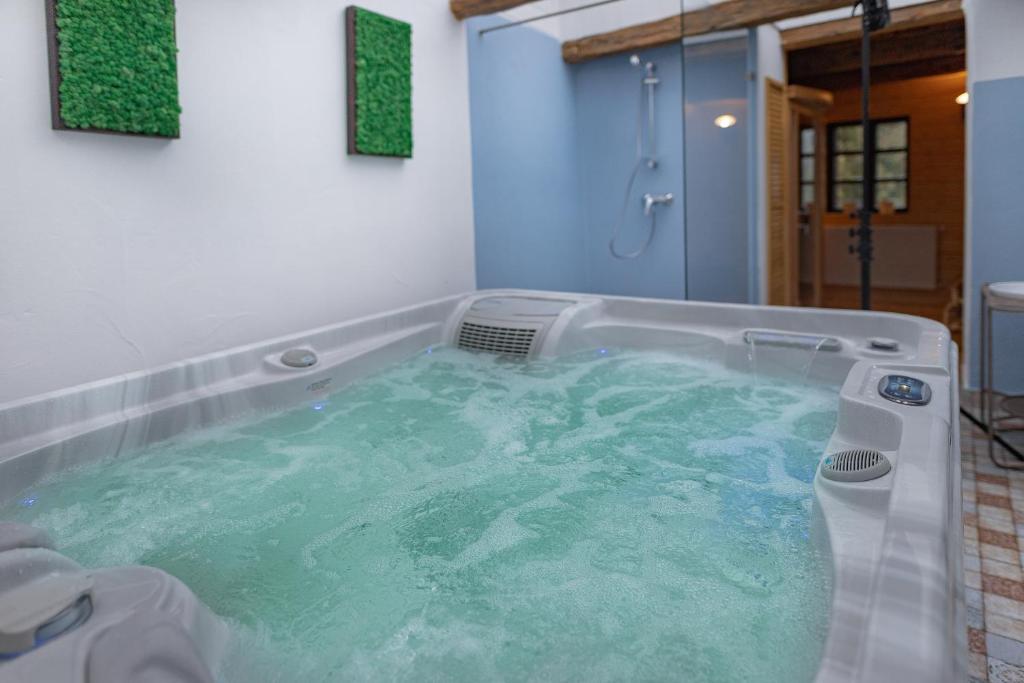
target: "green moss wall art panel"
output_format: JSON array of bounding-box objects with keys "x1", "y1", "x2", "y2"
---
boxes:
[
  {"x1": 45, "y1": 0, "x2": 182, "y2": 138},
  {"x1": 345, "y1": 6, "x2": 413, "y2": 158}
]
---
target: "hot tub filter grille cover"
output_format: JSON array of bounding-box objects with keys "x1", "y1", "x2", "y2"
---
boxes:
[
  {"x1": 457, "y1": 322, "x2": 538, "y2": 358},
  {"x1": 821, "y1": 449, "x2": 892, "y2": 483}
]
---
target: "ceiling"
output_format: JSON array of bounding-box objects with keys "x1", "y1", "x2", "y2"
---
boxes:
[
  {"x1": 787, "y1": 14, "x2": 965, "y2": 90},
  {"x1": 496, "y1": 0, "x2": 944, "y2": 42}
]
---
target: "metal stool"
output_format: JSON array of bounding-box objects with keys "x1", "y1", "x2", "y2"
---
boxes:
[{"x1": 980, "y1": 282, "x2": 1024, "y2": 464}]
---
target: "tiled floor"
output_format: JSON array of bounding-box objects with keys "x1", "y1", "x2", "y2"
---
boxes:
[{"x1": 962, "y1": 410, "x2": 1024, "y2": 682}]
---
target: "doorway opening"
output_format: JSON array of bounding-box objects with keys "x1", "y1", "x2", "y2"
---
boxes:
[{"x1": 777, "y1": 5, "x2": 966, "y2": 345}]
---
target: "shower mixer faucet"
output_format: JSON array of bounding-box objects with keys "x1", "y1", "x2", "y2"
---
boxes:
[{"x1": 642, "y1": 193, "x2": 673, "y2": 216}]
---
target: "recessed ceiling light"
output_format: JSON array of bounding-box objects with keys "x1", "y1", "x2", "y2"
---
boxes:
[
  {"x1": 956, "y1": 92, "x2": 969, "y2": 105},
  {"x1": 714, "y1": 113, "x2": 737, "y2": 129}
]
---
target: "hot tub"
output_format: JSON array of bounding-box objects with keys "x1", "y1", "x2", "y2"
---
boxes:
[{"x1": 0, "y1": 290, "x2": 964, "y2": 682}]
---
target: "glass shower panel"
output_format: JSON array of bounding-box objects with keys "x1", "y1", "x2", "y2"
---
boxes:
[{"x1": 681, "y1": 18, "x2": 752, "y2": 304}]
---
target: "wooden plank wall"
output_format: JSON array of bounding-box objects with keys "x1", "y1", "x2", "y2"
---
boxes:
[{"x1": 813, "y1": 71, "x2": 966, "y2": 336}]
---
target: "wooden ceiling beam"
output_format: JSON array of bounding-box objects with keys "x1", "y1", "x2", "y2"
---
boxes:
[
  {"x1": 787, "y1": 85, "x2": 834, "y2": 113},
  {"x1": 781, "y1": 0, "x2": 963, "y2": 51},
  {"x1": 677, "y1": 0, "x2": 857, "y2": 36},
  {"x1": 562, "y1": 0, "x2": 853, "y2": 64},
  {"x1": 792, "y1": 54, "x2": 965, "y2": 90},
  {"x1": 449, "y1": 0, "x2": 539, "y2": 21},
  {"x1": 788, "y1": 21, "x2": 964, "y2": 81},
  {"x1": 562, "y1": 14, "x2": 681, "y2": 64}
]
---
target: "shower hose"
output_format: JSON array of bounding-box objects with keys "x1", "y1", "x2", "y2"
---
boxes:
[
  {"x1": 608, "y1": 159, "x2": 657, "y2": 260},
  {"x1": 609, "y1": 79, "x2": 658, "y2": 261}
]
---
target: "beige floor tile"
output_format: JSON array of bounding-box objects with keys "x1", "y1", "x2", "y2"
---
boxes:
[
  {"x1": 985, "y1": 593, "x2": 1024, "y2": 621},
  {"x1": 982, "y1": 482, "x2": 1013, "y2": 497},
  {"x1": 983, "y1": 543, "x2": 1020, "y2": 565},
  {"x1": 982, "y1": 513, "x2": 1018, "y2": 535},
  {"x1": 986, "y1": 559, "x2": 1024, "y2": 582},
  {"x1": 980, "y1": 505, "x2": 1016, "y2": 526}
]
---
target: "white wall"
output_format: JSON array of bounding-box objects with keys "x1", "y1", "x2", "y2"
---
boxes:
[
  {"x1": 753, "y1": 24, "x2": 785, "y2": 304},
  {"x1": 963, "y1": 0, "x2": 1024, "y2": 83},
  {"x1": 0, "y1": 0, "x2": 476, "y2": 405},
  {"x1": 497, "y1": 1, "x2": 564, "y2": 39}
]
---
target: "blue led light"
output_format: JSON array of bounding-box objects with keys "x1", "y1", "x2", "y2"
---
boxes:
[
  {"x1": 425, "y1": 346, "x2": 433, "y2": 355},
  {"x1": 597, "y1": 348, "x2": 609, "y2": 356},
  {"x1": 19, "y1": 496, "x2": 37, "y2": 508},
  {"x1": 312, "y1": 403, "x2": 325, "y2": 412}
]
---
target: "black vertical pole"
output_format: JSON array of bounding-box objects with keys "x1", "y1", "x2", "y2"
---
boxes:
[{"x1": 858, "y1": 16, "x2": 874, "y2": 311}]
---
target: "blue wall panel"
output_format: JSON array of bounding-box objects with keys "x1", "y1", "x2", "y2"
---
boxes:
[
  {"x1": 574, "y1": 44, "x2": 687, "y2": 300},
  {"x1": 466, "y1": 20, "x2": 586, "y2": 292},
  {"x1": 468, "y1": 24, "x2": 751, "y2": 303},
  {"x1": 969, "y1": 76, "x2": 1024, "y2": 392}
]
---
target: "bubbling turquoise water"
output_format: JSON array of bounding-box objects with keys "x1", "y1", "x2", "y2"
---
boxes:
[{"x1": 4, "y1": 347, "x2": 836, "y2": 682}]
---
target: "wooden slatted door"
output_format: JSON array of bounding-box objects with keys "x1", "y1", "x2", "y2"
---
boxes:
[
  {"x1": 788, "y1": 85, "x2": 834, "y2": 309},
  {"x1": 765, "y1": 78, "x2": 795, "y2": 306}
]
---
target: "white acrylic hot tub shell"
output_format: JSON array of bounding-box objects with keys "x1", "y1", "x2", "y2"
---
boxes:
[{"x1": 0, "y1": 290, "x2": 964, "y2": 683}]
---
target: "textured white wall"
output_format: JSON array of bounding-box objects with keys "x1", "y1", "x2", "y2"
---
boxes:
[
  {"x1": 963, "y1": 0, "x2": 1024, "y2": 83},
  {"x1": 497, "y1": 1, "x2": 564, "y2": 39},
  {"x1": 753, "y1": 24, "x2": 784, "y2": 304},
  {"x1": 0, "y1": 0, "x2": 476, "y2": 405}
]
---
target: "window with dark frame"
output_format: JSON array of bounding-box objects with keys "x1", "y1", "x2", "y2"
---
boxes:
[
  {"x1": 828, "y1": 118, "x2": 909, "y2": 213},
  {"x1": 799, "y1": 127, "x2": 815, "y2": 211}
]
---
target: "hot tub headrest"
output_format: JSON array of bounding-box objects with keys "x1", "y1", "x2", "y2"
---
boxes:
[
  {"x1": 0, "y1": 524, "x2": 224, "y2": 683},
  {"x1": 0, "y1": 522, "x2": 54, "y2": 553}
]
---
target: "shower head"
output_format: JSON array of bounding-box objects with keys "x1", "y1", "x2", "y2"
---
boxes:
[{"x1": 631, "y1": 55, "x2": 657, "y2": 80}]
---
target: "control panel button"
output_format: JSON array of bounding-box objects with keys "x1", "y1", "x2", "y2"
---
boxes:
[{"x1": 878, "y1": 374, "x2": 932, "y2": 406}]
